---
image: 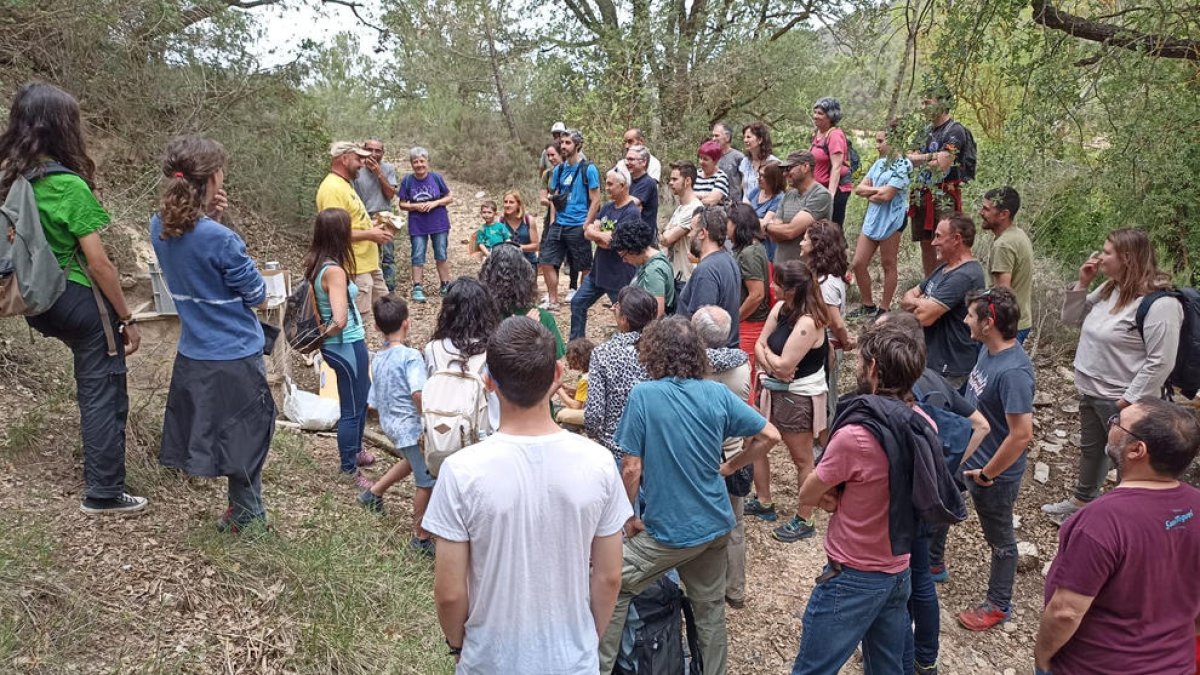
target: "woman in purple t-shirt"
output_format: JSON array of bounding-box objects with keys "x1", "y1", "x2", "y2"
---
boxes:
[{"x1": 397, "y1": 146, "x2": 455, "y2": 303}]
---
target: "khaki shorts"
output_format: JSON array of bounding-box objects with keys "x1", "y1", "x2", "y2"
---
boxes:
[{"x1": 770, "y1": 390, "x2": 816, "y2": 433}]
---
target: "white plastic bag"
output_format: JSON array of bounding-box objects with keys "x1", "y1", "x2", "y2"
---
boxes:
[{"x1": 283, "y1": 376, "x2": 340, "y2": 431}]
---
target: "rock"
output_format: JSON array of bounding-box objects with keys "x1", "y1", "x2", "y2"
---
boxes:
[
  {"x1": 1060, "y1": 401, "x2": 1080, "y2": 414},
  {"x1": 1034, "y1": 462, "x2": 1051, "y2": 484},
  {"x1": 1012, "y1": 514, "x2": 1022, "y2": 529},
  {"x1": 474, "y1": 190, "x2": 488, "y2": 199},
  {"x1": 1070, "y1": 433, "x2": 1082, "y2": 447},
  {"x1": 1054, "y1": 429, "x2": 1068, "y2": 438},
  {"x1": 1057, "y1": 366, "x2": 1074, "y2": 380},
  {"x1": 1106, "y1": 469, "x2": 1118, "y2": 484},
  {"x1": 1017, "y1": 541, "x2": 1040, "y2": 572},
  {"x1": 1004, "y1": 667, "x2": 1017, "y2": 674},
  {"x1": 1042, "y1": 441, "x2": 1063, "y2": 454},
  {"x1": 1034, "y1": 392, "x2": 1053, "y2": 407},
  {"x1": 1003, "y1": 623, "x2": 1018, "y2": 635}
]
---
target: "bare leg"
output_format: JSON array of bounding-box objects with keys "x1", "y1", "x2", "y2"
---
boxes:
[
  {"x1": 412, "y1": 265, "x2": 425, "y2": 287},
  {"x1": 371, "y1": 459, "x2": 413, "y2": 497},
  {"x1": 782, "y1": 430, "x2": 815, "y2": 519},
  {"x1": 540, "y1": 264, "x2": 559, "y2": 304},
  {"x1": 880, "y1": 231, "x2": 902, "y2": 309},
  {"x1": 852, "y1": 234, "x2": 881, "y2": 307},
  {"x1": 752, "y1": 454, "x2": 772, "y2": 504},
  {"x1": 413, "y1": 486, "x2": 433, "y2": 540},
  {"x1": 920, "y1": 239, "x2": 937, "y2": 277},
  {"x1": 434, "y1": 260, "x2": 450, "y2": 285}
]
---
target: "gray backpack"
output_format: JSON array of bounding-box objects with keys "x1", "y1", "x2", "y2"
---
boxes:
[{"x1": 0, "y1": 164, "x2": 73, "y2": 316}]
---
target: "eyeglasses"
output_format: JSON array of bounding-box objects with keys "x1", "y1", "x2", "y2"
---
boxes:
[{"x1": 1107, "y1": 413, "x2": 1144, "y2": 442}]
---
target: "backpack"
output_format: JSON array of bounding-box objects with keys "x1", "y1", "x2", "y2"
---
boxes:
[
  {"x1": 422, "y1": 341, "x2": 490, "y2": 477},
  {"x1": 1135, "y1": 288, "x2": 1200, "y2": 399},
  {"x1": 282, "y1": 278, "x2": 327, "y2": 354},
  {"x1": 0, "y1": 163, "x2": 75, "y2": 316},
  {"x1": 946, "y1": 121, "x2": 977, "y2": 183},
  {"x1": 614, "y1": 577, "x2": 703, "y2": 675},
  {"x1": 912, "y1": 382, "x2": 973, "y2": 489},
  {"x1": 819, "y1": 130, "x2": 861, "y2": 184},
  {"x1": 549, "y1": 160, "x2": 594, "y2": 213}
]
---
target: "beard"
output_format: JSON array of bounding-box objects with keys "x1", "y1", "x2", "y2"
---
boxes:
[
  {"x1": 855, "y1": 372, "x2": 874, "y2": 396},
  {"x1": 1105, "y1": 440, "x2": 1126, "y2": 471},
  {"x1": 688, "y1": 233, "x2": 702, "y2": 259}
]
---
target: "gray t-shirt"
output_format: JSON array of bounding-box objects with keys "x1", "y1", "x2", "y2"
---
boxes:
[
  {"x1": 773, "y1": 183, "x2": 833, "y2": 265},
  {"x1": 352, "y1": 162, "x2": 399, "y2": 214},
  {"x1": 676, "y1": 250, "x2": 743, "y2": 348},
  {"x1": 718, "y1": 148, "x2": 745, "y2": 205},
  {"x1": 920, "y1": 260, "x2": 987, "y2": 378},
  {"x1": 962, "y1": 344, "x2": 1035, "y2": 483}
]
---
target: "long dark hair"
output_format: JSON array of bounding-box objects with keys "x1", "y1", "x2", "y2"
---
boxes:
[
  {"x1": 303, "y1": 208, "x2": 356, "y2": 282},
  {"x1": 432, "y1": 277, "x2": 499, "y2": 357},
  {"x1": 158, "y1": 136, "x2": 227, "y2": 239},
  {"x1": 805, "y1": 219, "x2": 849, "y2": 279},
  {"x1": 774, "y1": 259, "x2": 830, "y2": 329},
  {"x1": 0, "y1": 82, "x2": 95, "y2": 198},
  {"x1": 728, "y1": 203, "x2": 763, "y2": 251},
  {"x1": 479, "y1": 243, "x2": 536, "y2": 316},
  {"x1": 742, "y1": 121, "x2": 773, "y2": 161}
]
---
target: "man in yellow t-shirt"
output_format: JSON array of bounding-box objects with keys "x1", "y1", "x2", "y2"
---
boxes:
[{"x1": 316, "y1": 141, "x2": 394, "y2": 337}]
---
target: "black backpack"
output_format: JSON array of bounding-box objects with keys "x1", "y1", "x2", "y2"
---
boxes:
[
  {"x1": 613, "y1": 577, "x2": 702, "y2": 675},
  {"x1": 1135, "y1": 287, "x2": 1200, "y2": 399},
  {"x1": 282, "y1": 278, "x2": 326, "y2": 354},
  {"x1": 947, "y1": 121, "x2": 977, "y2": 183}
]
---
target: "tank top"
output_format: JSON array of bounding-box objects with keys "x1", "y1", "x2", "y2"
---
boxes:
[
  {"x1": 504, "y1": 215, "x2": 537, "y2": 264},
  {"x1": 766, "y1": 310, "x2": 829, "y2": 379},
  {"x1": 314, "y1": 262, "x2": 364, "y2": 344}
]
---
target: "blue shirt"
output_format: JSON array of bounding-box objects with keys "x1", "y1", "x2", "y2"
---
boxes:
[
  {"x1": 550, "y1": 159, "x2": 600, "y2": 227},
  {"x1": 615, "y1": 378, "x2": 766, "y2": 547},
  {"x1": 149, "y1": 214, "x2": 265, "y2": 361},
  {"x1": 861, "y1": 157, "x2": 912, "y2": 241},
  {"x1": 369, "y1": 344, "x2": 427, "y2": 448},
  {"x1": 963, "y1": 344, "x2": 1036, "y2": 483}
]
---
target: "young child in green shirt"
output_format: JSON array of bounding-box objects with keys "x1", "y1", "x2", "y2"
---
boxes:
[{"x1": 470, "y1": 200, "x2": 510, "y2": 260}]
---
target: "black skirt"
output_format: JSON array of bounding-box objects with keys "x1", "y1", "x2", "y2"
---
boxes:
[{"x1": 160, "y1": 353, "x2": 275, "y2": 478}]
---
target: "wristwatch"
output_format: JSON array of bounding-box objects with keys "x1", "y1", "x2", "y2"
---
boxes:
[{"x1": 979, "y1": 471, "x2": 992, "y2": 483}]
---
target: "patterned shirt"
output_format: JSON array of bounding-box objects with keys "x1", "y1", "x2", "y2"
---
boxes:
[
  {"x1": 585, "y1": 331, "x2": 646, "y2": 458},
  {"x1": 368, "y1": 344, "x2": 427, "y2": 448}
]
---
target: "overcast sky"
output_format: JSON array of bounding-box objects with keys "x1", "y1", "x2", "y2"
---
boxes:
[{"x1": 253, "y1": 1, "x2": 385, "y2": 68}]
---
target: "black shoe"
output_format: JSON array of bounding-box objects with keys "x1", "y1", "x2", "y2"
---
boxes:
[
  {"x1": 358, "y1": 489, "x2": 385, "y2": 513},
  {"x1": 409, "y1": 537, "x2": 435, "y2": 557},
  {"x1": 438, "y1": 282, "x2": 451, "y2": 295},
  {"x1": 80, "y1": 493, "x2": 148, "y2": 515}
]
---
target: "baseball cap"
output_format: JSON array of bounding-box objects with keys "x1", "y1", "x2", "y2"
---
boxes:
[
  {"x1": 329, "y1": 141, "x2": 372, "y2": 158},
  {"x1": 550, "y1": 121, "x2": 567, "y2": 133},
  {"x1": 778, "y1": 150, "x2": 815, "y2": 168}
]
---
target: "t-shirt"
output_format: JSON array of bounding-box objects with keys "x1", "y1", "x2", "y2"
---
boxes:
[
  {"x1": 861, "y1": 157, "x2": 912, "y2": 241},
  {"x1": 664, "y1": 199, "x2": 703, "y2": 281},
  {"x1": 815, "y1": 423, "x2": 911, "y2": 573},
  {"x1": 31, "y1": 172, "x2": 109, "y2": 288},
  {"x1": 591, "y1": 201, "x2": 639, "y2": 291},
  {"x1": 615, "y1": 378, "x2": 766, "y2": 547},
  {"x1": 368, "y1": 344, "x2": 427, "y2": 448},
  {"x1": 550, "y1": 159, "x2": 601, "y2": 227},
  {"x1": 422, "y1": 431, "x2": 633, "y2": 675},
  {"x1": 810, "y1": 128, "x2": 853, "y2": 192},
  {"x1": 398, "y1": 172, "x2": 452, "y2": 236},
  {"x1": 752, "y1": 192, "x2": 782, "y2": 221},
  {"x1": 316, "y1": 173, "x2": 379, "y2": 273},
  {"x1": 628, "y1": 173, "x2": 659, "y2": 233},
  {"x1": 1047, "y1": 484, "x2": 1200, "y2": 675},
  {"x1": 475, "y1": 221, "x2": 511, "y2": 250},
  {"x1": 739, "y1": 153, "x2": 780, "y2": 204},
  {"x1": 502, "y1": 307, "x2": 567, "y2": 360},
  {"x1": 693, "y1": 169, "x2": 729, "y2": 201},
  {"x1": 773, "y1": 183, "x2": 833, "y2": 265},
  {"x1": 919, "y1": 260, "x2": 986, "y2": 378},
  {"x1": 989, "y1": 226, "x2": 1034, "y2": 331},
  {"x1": 676, "y1": 250, "x2": 743, "y2": 348},
  {"x1": 962, "y1": 344, "x2": 1035, "y2": 483},
  {"x1": 351, "y1": 162, "x2": 398, "y2": 214},
  {"x1": 919, "y1": 119, "x2": 968, "y2": 186},
  {"x1": 819, "y1": 274, "x2": 847, "y2": 316},
  {"x1": 634, "y1": 251, "x2": 675, "y2": 310},
  {"x1": 574, "y1": 373, "x2": 589, "y2": 403},
  {"x1": 735, "y1": 243, "x2": 771, "y2": 322},
  {"x1": 718, "y1": 149, "x2": 745, "y2": 205},
  {"x1": 914, "y1": 369, "x2": 977, "y2": 419}
]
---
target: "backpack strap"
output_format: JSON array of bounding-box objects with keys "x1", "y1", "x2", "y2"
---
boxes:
[
  {"x1": 73, "y1": 251, "x2": 119, "y2": 357},
  {"x1": 1135, "y1": 289, "x2": 1178, "y2": 336}
]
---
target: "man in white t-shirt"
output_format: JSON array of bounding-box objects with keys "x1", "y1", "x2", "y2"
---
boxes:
[
  {"x1": 423, "y1": 316, "x2": 631, "y2": 674},
  {"x1": 660, "y1": 160, "x2": 704, "y2": 281}
]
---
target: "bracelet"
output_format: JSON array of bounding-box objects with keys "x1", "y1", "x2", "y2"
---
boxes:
[
  {"x1": 446, "y1": 639, "x2": 462, "y2": 656},
  {"x1": 979, "y1": 471, "x2": 992, "y2": 483}
]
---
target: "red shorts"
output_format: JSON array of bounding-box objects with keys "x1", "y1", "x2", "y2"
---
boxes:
[{"x1": 909, "y1": 181, "x2": 963, "y2": 240}]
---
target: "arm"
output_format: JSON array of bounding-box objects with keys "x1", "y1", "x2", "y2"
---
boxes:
[
  {"x1": 798, "y1": 467, "x2": 836, "y2": 507},
  {"x1": 433, "y1": 539, "x2": 470, "y2": 655},
  {"x1": 699, "y1": 189, "x2": 725, "y2": 206},
  {"x1": 961, "y1": 409, "x2": 991, "y2": 461},
  {"x1": 78, "y1": 232, "x2": 140, "y2": 355},
  {"x1": 1034, "y1": 588, "x2": 1095, "y2": 670},
  {"x1": 584, "y1": 220, "x2": 613, "y2": 247},
  {"x1": 585, "y1": 187, "x2": 602, "y2": 224},
  {"x1": 351, "y1": 227, "x2": 392, "y2": 244},
  {"x1": 854, "y1": 175, "x2": 878, "y2": 198},
  {"x1": 365, "y1": 160, "x2": 397, "y2": 201},
  {"x1": 754, "y1": 304, "x2": 781, "y2": 371},
  {"x1": 589, "y1": 533, "x2": 624, "y2": 639},
  {"x1": 964, "y1": 412, "x2": 1033, "y2": 485},
  {"x1": 661, "y1": 224, "x2": 690, "y2": 247},
  {"x1": 523, "y1": 217, "x2": 540, "y2": 253},
  {"x1": 900, "y1": 283, "x2": 950, "y2": 327},
  {"x1": 654, "y1": 294, "x2": 666, "y2": 318},
  {"x1": 738, "y1": 279, "x2": 766, "y2": 322},
  {"x1": 826, "y1": 304, "x2": 855, "y2": 350},
  {"x1": 992, "y1": 272, "x2": 1012, "y2": 288},
  {"x1": 769, "y1": 209, "x2": 816, "y2": 241},
  {"x1": 827, "y1": 154, "x2": 843, "y2": 196},
  {"x1": 321, "y1": 266, "x2": 350, "y2": 335},
  {"x1": 867, "y1": 185, "x2": 899, "y2": 203},
  {"x1": 411, "y1": 391, "x2": 423, "y2": 415},
  {"x1": 762, "y1": 316, "x2": 821, "y2": 378},
  {"x1": 1123, "y1": 298, "x2": 1183, "y2": 404},
  {"x1": 719, "y1": 421, "x2": 780, "y2": 475},
  {"x1": 620, "y1": 455, "x2": 642, "y2": 506},
  {"x1": 468, "y1": 233, "x2": 484, "y2": 260}
]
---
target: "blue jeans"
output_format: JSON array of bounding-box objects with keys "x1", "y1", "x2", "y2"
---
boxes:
[
  {"x1": 568, "y1": 273, "x2": 618, "y2": 340},
  {"x1": 380, "y1": 239, "x2": 396, "y2": 291},
  {"x1": 410, "y1": 231, "x2": 449, "y2": 267},
  {"x1": 321, "y1": 341, "x2": 370, "y2": 473},
  {"x1": 792, "y1": 565, "x2": 912, "y2": 675},
  {"x1": 968, "y1": 478, "x2": 1022, "y2": 611},
  {"x1": 905, "y1": 532, "x2": 940, "y2": 670}
]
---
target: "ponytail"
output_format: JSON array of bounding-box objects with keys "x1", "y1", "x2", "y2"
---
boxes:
[{"x1": 158, "y1": 136, "x2": 226, "y2": 239}]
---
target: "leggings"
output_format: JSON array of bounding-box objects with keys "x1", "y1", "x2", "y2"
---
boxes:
[{"x1": 321, "y1": 340, "x2": 370, "y2": 473}]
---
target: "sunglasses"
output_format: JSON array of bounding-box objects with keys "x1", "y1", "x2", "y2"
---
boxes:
[{"x1": 973, "y1": 288, "x2": 998, "y2": 322}]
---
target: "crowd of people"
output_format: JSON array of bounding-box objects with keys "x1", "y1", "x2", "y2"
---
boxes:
[{"x1": 4, "y1": 78, "x2": 1200, "y2": 675}]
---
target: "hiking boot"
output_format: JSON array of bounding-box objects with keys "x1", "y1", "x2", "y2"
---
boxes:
[
  {"x1": 914, "y1": 661, "x2": 939, "y2": 675},
  {"x1": 356, "y1": 450, "x2": 376, "y2": 467},
  {"x1": 846, "y1": 304, "x2": 881, "y2": 320},
  {"x1": 929, "y1": 563, "x2": 949, "y2": 583},
  {"x1": 358, "y1": 489, "x2": 384, "y2": 514},
  {"x1": 80, "y1": 492, "x2": 148, "y2": 516},
  {"x1": 409, "y1": 537, "x2": 435, "y2": 557},
  {"x1": 772, "y1": 515, "x2": 816, "y2": 543},
  {"x1": 743, "y1": 497, "x2": 778, "y2": 522},
  {"x1": 412, "y1": 284, "x2": 427, "y2": 303},
  {"x1": 439, "y1": 281, "x2": 451, "y2": 296},
  {"x1": 1041, "y1": 499, "x2": 1082, "y2": 526},
  {"x1": 957, "y1": 602, "x2": 1010, "y2": 631}
]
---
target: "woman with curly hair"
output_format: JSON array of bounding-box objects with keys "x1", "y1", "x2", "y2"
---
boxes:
[
  {"x1": 747, "y1": 260, "x2": 832, "y2": 544},
  {"x1": 1, "y1": 82, "x2": 146, "y2": 515},
  {"x1": 610, "y1": 216, "x2": 673, "y2": 317},
  {"x1": 425, "y1": 276, "x2": 502, "y2": 430},
  {"x1": 150, "y1": 136, "x2": 275, "y2": 532},
  {"x1": 727, "y1": 204, "x2": 771, "y2": 402},
  {"x1": 478, "y1": 243, "x2": 564, "y2": 358},
  {"x1": 739, "y1": 121, "x2": 779, "y2": 204}
]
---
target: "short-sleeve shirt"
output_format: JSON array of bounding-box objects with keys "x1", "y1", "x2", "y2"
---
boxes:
[
  {"x1": 989, "y1": 226, "x2": 1034, "y2": 331},
  {"x1": 550, "y1": 160, "x2": 601, "y2": 227},
  {"x1": 919, "y1": 119, "x2": 968, "y2": 186},
  {"x1": 615, "y1": 378, "x2": 766, "y2": 547},
  {"x1": 914, "y1": 369, "x2": 977, "y2": 419},
  {"x1": 740, "y1": 153, "x2": 780, "y2": 203},
  {"x1": 752, "y1": 192, "x2": 782, "y2": 221},
  {"x1": 628, "y1": 172, "x2": 659, "y2": 232},
  {"x1": 919, "y1": 260, "x2": 986, "y2": 378},
  {"x1": 31, "y1": 173, "x2": 110, "y2": 288},
  {"x1": 676, "y1": 250, "x2": 742, "y2": 348},
  {"x1": 962, "y1": 344, "x2": 1035, "y2": 483},
  {"x1": 664, "y1": 200, "x2": 703, "y2": 281},
  {"x1": 718, "y1": 149, "x2": 745, "y2": 204},
  {"x1": 861, "y1": 157, "x2": 912, "y2": 241},
  {"x1": 693, "y1": 170, "x2": 729, "y2": 201},
  {"x1": 351, "y1": 162, "x2": 398, "y2": 214},
  {"x1": 591, "y1": 200, "x2": 639, "y2": 291},
  {"x1": 317, "y1": 173, "x2": 379, "y2": 273},
  {"x1": 475, "y1": 221, "x2": 511, "y2": 250},
  {"x1": 1047, "y1": 484, "x2": 1200, "y2": 675},
  {"x1": 634, "y1": 251, "x2": 675, "y2": 309},
  {"x1": 773, "y1": 183, "x2": 833, "y2": 265},
  {"x1": 398, "y1": 172, "x2": 452, "y2": 236},
  {"x1": 735, "y1": 243, "x2": 771, "y2": 322},
  {"x1": 810, "y1": 128, "x2": 853, "y2": 192},
  {"x1": 368, "y1": 344, "x2": 427, "y2": 448},
  {"x1": 422, "y1": 431, "x2": 632, "y2": 674}
]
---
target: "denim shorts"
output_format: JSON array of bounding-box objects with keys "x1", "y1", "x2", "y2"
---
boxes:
[
  {"x1": 410, "y1": 231, "x2": 449, "y2": 266},
  {"x1": 399, "y1": 443, "x2": 436, "y2": 489}
]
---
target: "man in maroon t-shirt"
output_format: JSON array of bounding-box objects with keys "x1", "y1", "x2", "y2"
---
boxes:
[{"x1": 1036, "y1": 398, "x2": 1200, "y2": 675}]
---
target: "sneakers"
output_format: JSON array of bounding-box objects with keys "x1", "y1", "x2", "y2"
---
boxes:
[
  {"x1": 80, "y1": 492, "x2": 148, "y2": 515},
  {"x1": 409, "y1": 537, "x2": 435, "y2": 557},
  {"x1": 1041, "y1": 499, "x2": 1082, "y2": 526},
  {"x1": 358, "y1": 489, "x2": 385, "y2": 513},
  {"x1": 957, "y1": 602, "x2": 1010, "y2": 631},
  {"x1": 439, "y1": 281, "x2": 451, "y2": 295},
  {"x1": 341, "y1": 471, "x2": 374, "y2": 491},
  {"x1": 914, "y1": 661, "x2": 939, "y2": 675},
  {"x1": 537, "y1": 300, "x2": 560, "y2": 312},
  {"x1": 929, "y1": 563, "x2": 949, "y2": 583},
  {"x1": 356, "y1": 450, "x2": 376, "y2": 467},
  {"x1": 564, "y1": 289, "x2": 577, "y2": 302},
  {"x1": 743, "y1": 497, "x2": 778, "y2": 522},
  {"x1": 847, "y1": 304, "x2": 883, "y2": 320},
  {"x1": 412, "y1": 284, "x2": 427, "y2": 303},
  {"x1": 772, "y1": 515, "x2": 817, "y2": 543}
]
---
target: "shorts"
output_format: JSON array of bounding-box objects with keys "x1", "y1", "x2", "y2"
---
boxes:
[
  {"x1": 353, "y1": 270, "x2": 388, "y2": 322},
  {"x1": 910, "y1": 183, "x2": 963, "y2": 242},
  {"x1": 770, "y1": 390, "x2": 816, "y2": 433},
  {"x1": 538, "y1": 223, "x2": 593, "y2": 270},
  {"x1": 410, "y1": 231, "x2": 449, "y2": 266},
  {"x1": 398, "y1": 443, "x2": 436, "y2": 489}
]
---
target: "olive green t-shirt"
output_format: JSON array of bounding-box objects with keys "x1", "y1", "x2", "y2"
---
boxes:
[
  {"x1": 635, "y1": 251, "x2": 675, "y2": 309},
  {"x1": 31, "y1": 173, "x2": 110, "y2": 288},
  {"x1": 735, "y1": 242, "x2": 771, "y2": 322},
  {"x1": 989, "y1": 226, "x2": 1034, "y2": 330}
]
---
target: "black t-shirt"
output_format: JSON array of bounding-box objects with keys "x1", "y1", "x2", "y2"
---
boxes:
[
  {"x1": 921, "y1": 119, "x2": 968, "y2": 184},
  {"x1": 592, "y1": 200, "x2": 640, "y2": 291},
  {"x1": 920, "y1": 260, "x2": 986, "y2": 378},
  {"x1": 676, "y1": 250, "x2": 743, "y2": 348},
  {"x1": 629, "y1": 173, "x2": 659, "y2": 235}
]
